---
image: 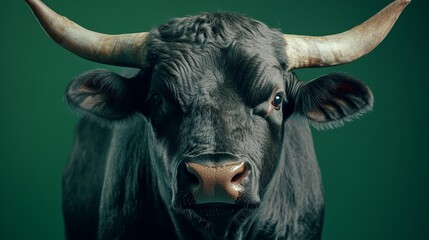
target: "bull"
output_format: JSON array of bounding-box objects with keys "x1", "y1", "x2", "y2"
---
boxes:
[{"x1": 25, "y1": 0, "x2": 410, "y2": 239}]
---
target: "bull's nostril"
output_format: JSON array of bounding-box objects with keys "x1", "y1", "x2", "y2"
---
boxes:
[
  {"x1": 231, "y1": 164, "x2": 247, "y2": 183},
  {"x1": 231, "y1": 169, "x2": 247, "y2": 183}
]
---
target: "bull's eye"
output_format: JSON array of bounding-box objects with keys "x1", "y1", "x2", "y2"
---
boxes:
[
  {"x1": 152, "y1": 94, "x2": 163, "y2": 109},
  {"x1": 272, "y1": 94, "x2": 283, "y2": 109}
]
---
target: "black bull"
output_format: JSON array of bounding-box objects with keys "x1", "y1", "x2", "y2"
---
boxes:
[{"x1": 26, "y1": 0, "x2": 410, "y2": 239}]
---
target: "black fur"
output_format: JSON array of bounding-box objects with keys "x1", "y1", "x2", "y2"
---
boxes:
[{"x1": 63, "y1": 12, "x2": 373, "y2": 239}]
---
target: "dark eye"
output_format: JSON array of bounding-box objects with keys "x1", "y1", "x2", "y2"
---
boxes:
[
  {"x1": 152, "y1": 94, "x2": 163, "y2": 109},
  {"x1": 272, "y1": 94, "x2": 283, "y2": 109}
]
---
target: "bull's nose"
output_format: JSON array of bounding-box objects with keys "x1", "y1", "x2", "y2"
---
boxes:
[{"x1": 185, "y1": 161, "x2": 247, "y2": 204}]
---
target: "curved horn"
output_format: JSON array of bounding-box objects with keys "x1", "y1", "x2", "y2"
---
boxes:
[
  {"x1": 25, "y1": 0, "x2": 148, "y2": 68},
  {"x1": 284, "y1": 0, "x2": 410, "y2": 70}
]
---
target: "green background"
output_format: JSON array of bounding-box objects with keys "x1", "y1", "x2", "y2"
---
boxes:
[{"x1": 1, "y1": 0, "x2": 427, "y2": 239}]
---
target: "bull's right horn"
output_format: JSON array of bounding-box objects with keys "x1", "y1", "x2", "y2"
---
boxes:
[
  {"x1": 284, "y1": 0, "x2": 411, "y2": 70},
  {"x1": 25, "y1": 0, "x2": 149, "y2": 68}
]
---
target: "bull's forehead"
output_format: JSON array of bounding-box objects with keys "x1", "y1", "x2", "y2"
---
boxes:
[{"x1": 151, "y1": 43, "x2": 285, "y2": 112}]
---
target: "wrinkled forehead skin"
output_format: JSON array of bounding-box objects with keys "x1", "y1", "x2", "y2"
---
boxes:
[{"x1": 146, "y1": 13, "x2": 290, "y2": 107}]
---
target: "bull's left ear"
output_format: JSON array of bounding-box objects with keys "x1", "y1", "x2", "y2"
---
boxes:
[{"x1": 294, "y1": 73, "x2": 374, "y2": 129}]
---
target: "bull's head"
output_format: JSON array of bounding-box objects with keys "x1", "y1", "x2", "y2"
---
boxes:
[{"x1": 26, "y1": 0, "x2": 409, "y2": 236}]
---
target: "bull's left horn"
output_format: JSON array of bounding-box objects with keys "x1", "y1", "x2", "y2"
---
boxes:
[
  {"x1": 284, "y1": 0, "x2": 410, "y2": 70},
  {"x1": 25, "y1": 0, "x2": 148, "y2": 68}
]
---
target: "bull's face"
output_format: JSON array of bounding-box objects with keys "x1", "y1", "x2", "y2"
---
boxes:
[
  {"x1": 26, "y1": 0, "x2": 409, "y2": 235},
  {"x1": 143, "y1": 33, "x2": 290, "y2": 229}
]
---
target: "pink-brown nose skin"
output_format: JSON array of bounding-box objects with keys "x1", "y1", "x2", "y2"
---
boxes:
[{"x1": 185, "y1": 162, "x2": 248, "y2": 204}]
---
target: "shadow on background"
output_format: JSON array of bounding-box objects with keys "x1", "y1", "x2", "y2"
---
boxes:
[{"x1": 1, "y1": 0, "x2": 427, "y2": 239}]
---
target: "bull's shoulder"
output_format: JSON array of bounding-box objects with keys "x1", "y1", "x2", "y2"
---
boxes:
[
  {"x1": 63, "y1": 119, "x2": 113, "y2": 240},
  {"x1": 65, "y1": 118, "x2": 113, "y2": 195}
]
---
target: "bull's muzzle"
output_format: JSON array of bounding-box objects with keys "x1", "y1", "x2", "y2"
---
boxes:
[{"x1": 185, "y1": 161, "x2": 248, "y2": 204}]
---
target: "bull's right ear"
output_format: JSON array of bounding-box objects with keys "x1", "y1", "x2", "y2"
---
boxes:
[{"x1": 65, "y1": 69, "x2": 141, "y2": 123}]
